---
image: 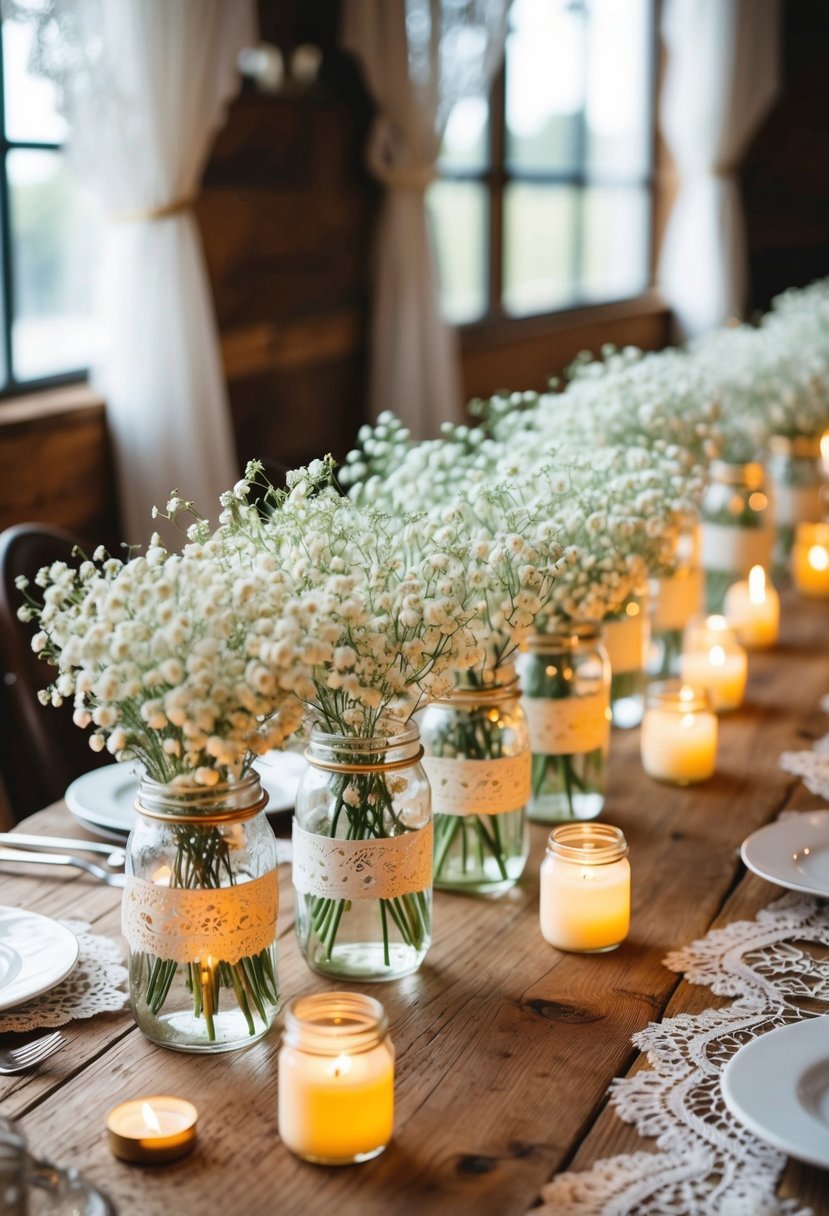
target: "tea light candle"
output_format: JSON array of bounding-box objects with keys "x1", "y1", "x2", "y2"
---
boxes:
[
  {"x1": 723, "y1": 565, "x2": 780, "y2": 649},
  {"x1": 640, "y1": 682, "x2": 717, "y2": 785},
  {"x1": 680, "y1": 616, "x2": 748, "y2": 712},
  {"x1": 792, "y1": 522, "x2": 829, "y2": 598},
  {"x1": 540, "y1": 823, "x2": 630, "y2": 953},
  {"x1": 107, "y1": 1097, "x2": 197, "y2": 1164},
  {"x1": 278, "y1": 992, "x2": 394, "y2": 1165}
]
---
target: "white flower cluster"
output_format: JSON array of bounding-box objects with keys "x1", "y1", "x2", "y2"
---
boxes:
[{"x1": 19, "y1": 541, "x2": 307, "y2": 783}]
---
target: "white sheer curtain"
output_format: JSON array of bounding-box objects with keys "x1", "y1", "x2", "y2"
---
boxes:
[
  {"x1": 342, "y1": 0, "x2": 508, "y2": 438},
  {"x1": 5, "y1": 0, "x2": 255, "y2": 542},
  {"x1": 658, "y1": 0, "x2": 780, "y2": 339}
]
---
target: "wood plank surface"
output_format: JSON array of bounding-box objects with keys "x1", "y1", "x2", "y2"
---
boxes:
[{"x1": 1, "y1": 592, "x2": 827, "y2": 1216}]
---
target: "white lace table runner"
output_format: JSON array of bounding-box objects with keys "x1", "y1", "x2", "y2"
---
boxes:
[{"x1": 0, "y1": 921, "x2": 128, "y2": 1034}]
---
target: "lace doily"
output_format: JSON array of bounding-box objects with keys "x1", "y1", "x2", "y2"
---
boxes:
[
  {"x1": 292, "y1": 821, "x2": 433, "y2": 900},
  {"x1": 535, "y1": 890, "x2": 829, "y2": 1215},
  {"x1": 0, "y1": 921, "x2": 127, "y2": 1034},
  {"x1": 780, "y1": 732, "x2": 829, "y2": 799}
]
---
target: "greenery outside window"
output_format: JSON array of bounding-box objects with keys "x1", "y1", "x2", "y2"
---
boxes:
[{"x1": 427, "y1": 0, "x2": 656, "y2": 326}]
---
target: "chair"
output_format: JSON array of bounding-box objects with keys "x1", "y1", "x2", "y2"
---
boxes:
[{"x1": 0, "y1": 524, "x2": 109, "y2": 823}]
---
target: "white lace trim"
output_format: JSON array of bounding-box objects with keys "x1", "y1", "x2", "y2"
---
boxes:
[
  {"x1": 122, "y1": 872, "x2": 278, "y2": 964},
  {"x1": 602, "y1": 613, "x2": 647, "y2": 675},
  {"x1": 0, "y1": 921, "x2": 127, "y2": 1033},
  {"x1": 536, "y1": 891, "x2": 825, "y2": 1215},
  {"x1": 700, "y1": 523, "x2": 775, "y2": 574},
  {"x1": 291, "y1": 820, "x2": 433, "y2": 900},
  {"x1": 780, "y1": 732, "x2": 829, "y2": 799},
  {"x1": 650, "y1": 567, "x2": 703, "y2": 633},
  {"x1": 522, "y1": 692, "x2": 610, "y2": 755},
  {"x1": 423, "y1": 753, "x2": 530, "y2": 816}
]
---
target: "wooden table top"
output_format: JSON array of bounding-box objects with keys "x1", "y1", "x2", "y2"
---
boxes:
[{"x1": 1, "y1": 593, "x2": 828, "y2": 1216}]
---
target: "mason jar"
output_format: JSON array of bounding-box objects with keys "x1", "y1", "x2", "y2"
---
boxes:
[
  {"x1": 648, "y1": 517, "x2": 704, "y2": 679},
  {"x1": 278, "y1": 992, "x2": 395, "y2": 1166},
  {"x1": 766, "y1": 434, "x2": 827, "y2": 569},
  {"x1": 419, "y1": 676, "x2": 530, "y2": 895},
  {"x1": 292, "y1": 721, "x2": 432, "y2": 982},
  {"x1": 602, "y1": 588, "x2": 650, "y2": 728},
  {"x1": 518, "y1": 625, "x2": 611, "y2": 824},
  {"x1": 123, "y1": 771, "x2": 279, "y2": 1053},
  {"x1": 539, "y1": 823, "x2": 630, "y2": 953},
  {"x1": 700, "y1": 460, "x2": 775, "y2": 613}
]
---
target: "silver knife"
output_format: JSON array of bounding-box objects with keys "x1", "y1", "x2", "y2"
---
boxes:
[
  {"x1": 0, "y1": 834, "x2": 125, "y2": 866},
  {"x1": 0, "y1": 846, "x2": 126, "y2": 887}
]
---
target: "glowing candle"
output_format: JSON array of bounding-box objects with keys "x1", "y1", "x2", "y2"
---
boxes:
[
  {"x1": 640, "y1": 682, "x2": 717, "y2": 785},
  {"x1": 723, "y1": 565, "x2": 780, "y2": 649},
  {"x1": 107, "y1": 1097, "x2": 197, "y2": 1164},
  {"x1": 278, "y1": 992, "x2": 394, "y2": 1165},
  {"x1": 681, "y1": 616, "x2": 748, "y2": 712},
  {"x1": 540, "y1": 824, "x2": 630, "y2": 953},
  {"x1": 792, "y1": 522, "x2": 829, "y2": 598},
  {"x1": 821, "y1": 431, "x2": 829, "y2": 480}
]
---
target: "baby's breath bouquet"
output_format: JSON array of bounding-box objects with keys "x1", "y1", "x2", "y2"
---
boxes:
[{"x1": 20, "y1": 536, "x2": 307, "y2": 1045}]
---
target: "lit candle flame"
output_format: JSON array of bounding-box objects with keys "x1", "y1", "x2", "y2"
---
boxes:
[
  {"x1": 152, "y1": 865, "x2": 172, "y2": 886},
  {"x1": 326, "y1": 1053, "x2": 353, "y2": 1080},
  {"x1": 709, "y1": 645, "x2": 726, "y2": 668},
  {"x1": 821, "y1": 431, "x2": 829, "y2": 465},
  {"x1": 748, "y1": 565, "x2": 766, "y2": 605},
  {"x1": 679, "y1": 685, "x2": 695, "y2": 703},
  {"x1": 680, "y1": 712, "x2": 697, "y2": 730},
  {"x1": 141, "y1": 1103, "x2": 162, "y2": 1135},
  {"x1": 707, "y1": 615, "x2": 728, "y2": 632},
  {"x1": 808, "y1": 545, "x2": 829, "y2": 572}
]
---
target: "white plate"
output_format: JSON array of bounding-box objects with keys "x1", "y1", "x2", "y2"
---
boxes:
[
  {"x1": 0, "y1": 906, "x2": 79, "y2": 1011},
  {"x1": 721, "y1": 1017, "x2": 829, "y2": 1169},
  {"x1": 65, "y1": 752, "x2": 307, "y2": 840},
  {"x1": 741, "y1": 810, "x2": 829, "y2": 897}
]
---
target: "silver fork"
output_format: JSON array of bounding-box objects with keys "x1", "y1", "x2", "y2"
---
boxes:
[
  {"x1": 0, "y1": 1032, "x2": 65, "y2": 1075},
  {"x1": 0, "y1": 847, "x2": 126, "y2": 888}
]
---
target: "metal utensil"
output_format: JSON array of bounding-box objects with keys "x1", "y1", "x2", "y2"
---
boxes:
[
  {"x1": 0, "y1": 834, "x2": 125, "y2": 868},
  {"x1": 0, "y1": 847, "x2": 126, "y2": 888},
  {"x1": 0, "y1": 1032, "x2": 65, "y2": 1075}
]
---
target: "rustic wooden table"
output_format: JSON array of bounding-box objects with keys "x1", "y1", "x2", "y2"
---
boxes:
[{"x1": 1, "y1": 594, "x2": 828, "y2": 1216}]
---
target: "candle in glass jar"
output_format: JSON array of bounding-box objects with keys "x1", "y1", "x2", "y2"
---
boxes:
[
  {"x1": 723, "y1": 565, "x2": 780, "y2": 649},
  {"x1": 681, "y1": 616, "x2": 748, "y2": 712},
  {"x1": 640, "y1": 682, "x2": 717, "y2": 785},
  {"x1": 540, "y1": 824, "x2": 630, "y2": 953},
  {"x1": 107, "y1": 1097, "x2": 198, "y2": 1164},
  {"x1": 792, "y1": 523, "x2": 829, "y2": 598},
  {"x1": 278, "y1": 992, "x2": 394, "y2": 1165}
]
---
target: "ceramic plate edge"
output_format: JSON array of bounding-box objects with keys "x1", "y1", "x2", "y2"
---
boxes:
[{"x1": 0, "y1": 907, "x2": 79, "y2": 1012}]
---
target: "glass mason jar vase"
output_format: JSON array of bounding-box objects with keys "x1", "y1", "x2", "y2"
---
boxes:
[
  {"x1": 419, "y1": 676, "x2": 530, "y2": 895},
  {"x1": 766, "y1": 434, "x2": 827, "y2": 571},
  {"x1": 648, "y1": 518, "x2": 704, "y2": 679},
  {"x1": 518, "y1": 625, "x2": 611, "y2": 824},
  {"x1": 292, "y1": 721, "x2": 432, "y2": 982},
  {"x1": 123, "y1": 771, "x2": 280, "y2": 1053},
  {"x1": 602, "y1": 589, "x2": 650, "y2": 729},
  {"x1": 700, "y1": 460, "x2": 775, "y2": 613}
]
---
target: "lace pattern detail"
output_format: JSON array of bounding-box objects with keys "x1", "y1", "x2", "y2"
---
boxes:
[
  {"x1": 122, "y1": 872, "x2": 279, "y2": 964},
  {"x1": 780, "y1": 732, "x2": 829, "y2": 799},
  {"x1": 423, "y1": 753, "x2": 530, "y2": 816},
  {"x1": 0, "y1": 921, "x2": 127, "y2": 1033},
  {"x1": 522, "y1": 692, "x2": 610, "y2": 755},
  {"x1": 602, "y1": 613, "x2": 647, "y2": 674},
  {"x1": 650, "y1": 568, "x2": 703, "y2": 632},
  {"x1": 292, "y1": 821, "x2": 433, "y2": 900}
]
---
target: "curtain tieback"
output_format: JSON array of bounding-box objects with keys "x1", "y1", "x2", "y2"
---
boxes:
[{"x1": 112, "y1": 196, "x2": 196, "y2": 223}]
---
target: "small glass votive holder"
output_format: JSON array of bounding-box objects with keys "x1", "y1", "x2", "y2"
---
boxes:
[
  {"x1": 539, "y1": 823, "x2": 630, "y2": 954},
  {"x1": 792, "y1": 522, "x2": 829, "y2": 598},
  {"x1": 278, "y1": 992, "x2": 395, "y2": 1165},
  {"x1": 640, "y1": 681, "x2": 717, "y2": 786},
  {"x1": 680, "y1": 615, "x2": 748, "y2": 712}
]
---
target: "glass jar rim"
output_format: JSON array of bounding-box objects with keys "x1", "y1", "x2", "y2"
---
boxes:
[
  {"x1": 546, "y1": 822, "x2": 628, "y2": 865},
  {"x1": 428, "y1": 673, "x2": 520, "y2": 707},
  {"x1": 135, "y1": 769, "x2": 267, "y2": 822},
  {"x1": 708, "y1": 459, "x2": 765, "y2": 488},
  {"x1": 683, "y1": 613, "x2": 741, "y2": 648},
  {"x1": 645, "y1": 680, "x2": 713, "y2": 714},
  {"x1": 282, "y1": 991, "x2": 388, "y2": 1056},
  {"x1": 305, "y1": 717, "x2": 423, "y2": 771},
  {"x1": 525, "y1": 622, "x2": 602, "y2": 650}
]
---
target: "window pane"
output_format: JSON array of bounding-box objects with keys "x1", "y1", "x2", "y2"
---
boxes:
[
  {"x1": 427, "y1": 179, "x2": 487, "y2": 324},
  {"x1": 505, "y1": 0, "x2": 586, "y2": 174},
  {"x1": 2, "y1": 15, "x2": 67, "y2": 143},
  {"x1": 581, "y1": 185, "x2": 649, "y2": 302},
  {"x1": 439, "y1": 96, "x2": 489, "y2": 172},
  {"x1": 503, "y1": 183, "x2": 576, "y2": 316},
  {"x1": 9, "y1": 149, "x2": 101, "y2": 381},
  {"x1": 585, "y1": 0, "x2": 652, "y2": 177}
]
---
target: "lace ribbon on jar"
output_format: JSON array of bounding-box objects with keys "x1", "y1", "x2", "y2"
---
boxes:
[{"x1": 291, "y1": 821, "x2": 433, "y2": 901}]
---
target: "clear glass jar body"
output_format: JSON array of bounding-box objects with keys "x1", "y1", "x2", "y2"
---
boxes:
[
  {"x1": 648, "y1": 517, "x2": 703, "y2": 679},
  {"x1": 518, "y1": 626, "x2": 611, "y2": 824},
  {"x1": 640, "y1": 680, "x2": 717, "y2": 785},
  {"x1": 766, "y1": 435, "x2": 827, "y2": 570},
  {"x1": 602, "y1": 589, "x2": 650, "y2": 728},
  {"x1": 419, "y1": 677, "x2": 530, "y2": 895},
  {"x1": 539, "y1": 823, "x2": 630, "y2": 953},
  {"x1": 293, "y1": 722, "x2": 432, "y2": 982},
  {"x1": 278, "y1": 992, "x2": 395, "y2": 1165},
  {"x1": 124, "y1": 772, "x2": 279, "y2": 1053},
  {"x1": 680, "y1": 615, "x2": 748, "y2": 713},
  {"x1": 700, "y1": 460, "x2": 775, "y2": 613}
]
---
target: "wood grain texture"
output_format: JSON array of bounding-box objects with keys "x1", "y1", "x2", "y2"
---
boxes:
[{"x1": 1, "y1": 592, "x2": 827, "y2": 1216}]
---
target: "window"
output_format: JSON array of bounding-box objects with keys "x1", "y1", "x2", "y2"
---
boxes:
[
  {"x1": 427, "y1": 0, "x2": 655, "y2": 325},
  {"x1": 0, "y1": 13, "x2": 100, "y2": 394}
]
